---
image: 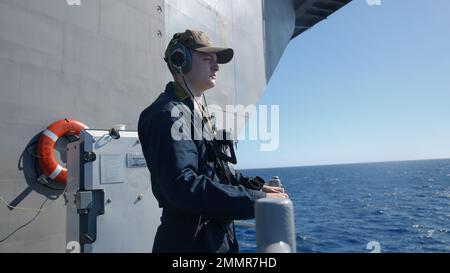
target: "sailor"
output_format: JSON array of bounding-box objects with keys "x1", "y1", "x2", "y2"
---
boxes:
[{"x1": 138, "y1": 29, "x2": 287, "y2": 253}]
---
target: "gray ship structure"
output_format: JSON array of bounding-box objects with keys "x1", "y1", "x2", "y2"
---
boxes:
[{"x1": 0, "y1": 0, "x2": 351, "y2": 252}]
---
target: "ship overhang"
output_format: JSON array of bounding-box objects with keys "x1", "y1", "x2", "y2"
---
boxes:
[{"x1": 292, "y1": 0, "x2": 352, "y2": 39}]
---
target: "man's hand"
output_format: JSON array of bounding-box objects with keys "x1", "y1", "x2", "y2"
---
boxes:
[
  {"x1": 266, "y1": 192, "x2": 289, "y2": 199},
  {"x1": 263, "y1": 185, "x2": 288, "y2": 199},
  {"x1": 262, "y1": 185, "x2": 284, "y2": 193}
]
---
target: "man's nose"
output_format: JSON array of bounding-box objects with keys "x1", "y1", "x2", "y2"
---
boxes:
[{"x1": 212, "y1": 62, "x2": 219, "y2": 72}]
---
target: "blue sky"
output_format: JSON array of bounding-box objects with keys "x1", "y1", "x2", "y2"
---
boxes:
[{"x1": 236, "y1": 0, "x2": 450, "y2": 169}]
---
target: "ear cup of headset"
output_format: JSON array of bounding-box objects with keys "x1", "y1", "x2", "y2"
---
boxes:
[{"x1": 169, "y1": 42, "x2": 192, "y2": 74}]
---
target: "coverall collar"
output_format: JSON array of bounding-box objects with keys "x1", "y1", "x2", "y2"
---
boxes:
[{"x1": 165, "y1": 81, "x2": 194, "y2": 111}]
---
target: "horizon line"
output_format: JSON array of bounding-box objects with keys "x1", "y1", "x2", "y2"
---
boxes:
[{"x1": 238, "y1": 156, "x2": 450, "y2": 171}]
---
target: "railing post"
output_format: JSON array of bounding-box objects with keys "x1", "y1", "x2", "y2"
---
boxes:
[{"x1": 255, "y1": 197, "x2": 296, "y2": 253}]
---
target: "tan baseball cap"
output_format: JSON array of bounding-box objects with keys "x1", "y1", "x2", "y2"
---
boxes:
[{"x1": 165, "y1": 29, "x2": 234, "y2": 64}]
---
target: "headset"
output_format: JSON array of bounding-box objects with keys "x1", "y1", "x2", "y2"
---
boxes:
[{"x1": 167, "y1": 38, "x2": 192, "y2": 75}]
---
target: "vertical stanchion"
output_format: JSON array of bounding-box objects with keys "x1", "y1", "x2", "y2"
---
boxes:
[{"x1": 255, "y1": 197, "x2": 296, "y2": 253}]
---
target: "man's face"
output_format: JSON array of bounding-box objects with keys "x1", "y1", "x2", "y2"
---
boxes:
[{"x1": 186, "y1": 51, "x2": 219, "y2": 92}]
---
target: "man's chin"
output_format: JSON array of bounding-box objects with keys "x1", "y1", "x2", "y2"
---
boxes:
[{"x1": 205, "y1": 81, "x2": 215, "y2": 90}]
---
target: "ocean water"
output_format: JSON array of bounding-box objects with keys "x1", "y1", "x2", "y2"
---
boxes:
[{"x1": 237, "y1": 159, "x2": 450, "y2": 253}]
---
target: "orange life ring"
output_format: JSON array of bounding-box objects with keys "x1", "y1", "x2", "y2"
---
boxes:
[{"x1": 37, "y1": 119, "x2": 88, "y2": 184}]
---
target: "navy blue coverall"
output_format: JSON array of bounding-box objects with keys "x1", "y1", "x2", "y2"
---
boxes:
[{"x1": 138, "y1": 81, "x2": 266, "y2": 252}]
